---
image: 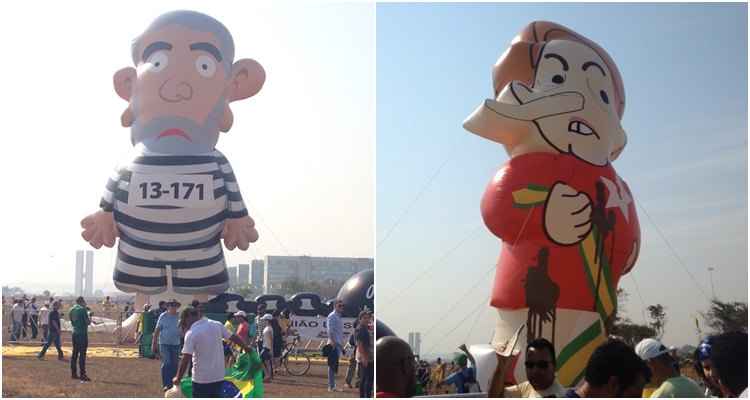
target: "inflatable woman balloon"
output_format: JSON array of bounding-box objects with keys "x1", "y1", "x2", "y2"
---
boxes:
[
  {"x1": 463, "y1": 21, "x2": 640, "y2": 386},
  {"x1": 80, "y1": 11, "x2": 264, "y2": 305}
]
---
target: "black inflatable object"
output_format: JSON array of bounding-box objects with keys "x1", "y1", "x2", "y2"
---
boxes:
[
  {"x1": 376, "y1": 319, "x2": 397, "y2": 340},
  {"x1": 288, "y1": 292, "x2": 324, "y2": 317},
  {"x1": 336, "y1": 269, "x2": 374, "y2": 318},
  {"x1": 254, "y1": 294, "x2": 287, "y2": 314}
]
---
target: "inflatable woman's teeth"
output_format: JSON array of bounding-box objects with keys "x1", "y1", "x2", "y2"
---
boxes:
[
  {"x1": 81, "y1": 10, "x2": 265, "y2": 297},
  {"x1": 464, "y1": 21, "x2": 640, "y2": 387}
]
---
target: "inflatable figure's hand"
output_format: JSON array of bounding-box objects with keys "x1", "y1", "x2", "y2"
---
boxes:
[
  {"x1": 544, "y1": 182, "x2": 592, "y2": 245},
  {"x1": 80, "y1": 210, "x2": 118, "y2": 249},
  {"x1": 222, "y1": 215, "x2": 259, "y2": 251}
]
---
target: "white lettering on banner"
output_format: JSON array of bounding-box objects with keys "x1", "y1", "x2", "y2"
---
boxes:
[
  {"x1": 291, "y1": 315, "x2": 355, "y2": 340},
  {"x1": 366, "y1": 284, "x2": 374, "y2": 300},
  {"x1": 129, "y1": 173, "x2": 215, "y2": 207}
]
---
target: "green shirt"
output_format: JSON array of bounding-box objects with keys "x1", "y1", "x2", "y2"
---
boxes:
[
  {"x1": 69, "y1": 304, "x2": 91, "y2": 336},
  {"x1": 651, "y1": 376, "x2": 705, "y2": 398}
]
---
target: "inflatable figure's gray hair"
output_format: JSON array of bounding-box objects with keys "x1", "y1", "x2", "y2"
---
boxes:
[{"x1": 131, "y1": 10, "x2": 235, "y2": 74}]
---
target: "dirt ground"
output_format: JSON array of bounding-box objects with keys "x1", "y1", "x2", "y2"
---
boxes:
[{"x1": 2, "y1": 348, "x2": 359, "y2": 398}]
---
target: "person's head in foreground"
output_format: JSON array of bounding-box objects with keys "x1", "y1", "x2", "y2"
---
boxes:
[
  {"x1": 693, "y1": 336, "x2": 722, "y2": 396},
  {"x1": 166, "y1": 299, "x2": 180, "y2": 315},
  {"x1": 179, "y1": 307, "x2": 201, "y2": 332},
  {"x1": 710, "y1": 331, "x2": 748, "y2": 397},
  {"x1": 359, "y1": 310, "x2": 372, "y2": 327},
  {"x1": 635, "y1": 338, "x2": 678, "y2": 384},
  {"x1": 376, "y1": 336, "x2": 417, "y2": 398},
  {"x1": 525, "y1": 337, "x2": 558, "y2": 391},
  {"x1": 335, "y1": 300, "x2": 345, "y2": 314},
  {"x1": 234, "y1": 310, "x2": 247, "y2": 323},
  {"x1": 570, "y1": 339, "x2": 650, "y2": 398},
  {"x1": 76, "y1": 296, "x2": 86, "y2": 307},
  {"x1": 635, "y1": 337, "x2": 704, "y2": 398}
]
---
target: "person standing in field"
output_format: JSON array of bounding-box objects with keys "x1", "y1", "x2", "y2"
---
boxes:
[
  {"x1": 37, "y1": 301, "x2": 64, "y2": 360},
  {"x1": 69, "y1": 296, "x2": 91, "y2": 381}
]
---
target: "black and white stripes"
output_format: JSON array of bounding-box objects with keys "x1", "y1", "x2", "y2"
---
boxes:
[{"x1": 101, "y1": 150, "x2": 247, "y2": 294}]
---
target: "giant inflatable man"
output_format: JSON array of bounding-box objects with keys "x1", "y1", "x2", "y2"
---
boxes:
[
  {"x1": 81, "y1": 11, "x2": 264, "y2": 305},
  {"x1": 463, "y1": 21, "x2": 640, "y2": 386}
]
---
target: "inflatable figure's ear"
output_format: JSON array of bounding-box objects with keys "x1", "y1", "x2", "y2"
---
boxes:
[
  {"x1": 113, "y1": 67, "x2": 137, "y2": 101},
  {"x1": 227, "y1": 59, "x2": 265, "y2": 102},
  {"x1": 220, "y1": 103, "x2": 233, "y2": 132}
]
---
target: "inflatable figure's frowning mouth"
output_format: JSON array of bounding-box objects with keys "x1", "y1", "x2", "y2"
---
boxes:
[{"x1": 157, "y1": 128, "x2": 193, "y2": 142}]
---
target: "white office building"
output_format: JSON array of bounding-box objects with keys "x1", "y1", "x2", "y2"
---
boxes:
[{"x1": 263, "y1": 255, "x2": 373, "y2": 293}]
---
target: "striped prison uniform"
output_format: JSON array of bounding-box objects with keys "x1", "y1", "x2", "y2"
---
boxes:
[{"x1": 100, "y1": 150, "x2": 248, "y2": 295}]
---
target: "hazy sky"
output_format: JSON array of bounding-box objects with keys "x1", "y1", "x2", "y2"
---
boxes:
[
  {"x1": 0, "y1": 2, "x2": 375, "y2": 293},
  {"x1": 376, "y1": 3, "x2": 747, "y2": 352}
]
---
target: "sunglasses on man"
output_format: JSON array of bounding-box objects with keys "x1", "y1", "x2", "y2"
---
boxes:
[{"x1": 524, "y1": 360, "x2": 550, "y2": 370}]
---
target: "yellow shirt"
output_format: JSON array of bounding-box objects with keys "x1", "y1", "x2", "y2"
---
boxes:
[{"x1": 504, "y1": 380, "x2": 567, "y2": 398}]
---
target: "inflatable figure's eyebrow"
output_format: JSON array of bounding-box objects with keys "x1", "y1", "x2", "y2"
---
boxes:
[
  {"x1": 142, "y1": 41, "x2": 173, "y2": 61},
  {"x1": 190, "y1": 42, "x2": 223, "y2": 62},
  {"x1": 544, "y1": 53, "x2": 569, "y2": 71},
  {"x1": 582, "y1": 61, "x2": 607, "y2": 77}
]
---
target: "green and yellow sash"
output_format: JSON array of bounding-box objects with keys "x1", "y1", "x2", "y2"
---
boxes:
[{"x1": 511, "y1": 185, "x2": 616, "y2": 387}]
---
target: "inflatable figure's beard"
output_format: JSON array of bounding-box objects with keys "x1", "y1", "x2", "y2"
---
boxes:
[{"x1": 130, "y1": 97, "x2": 226, "y2": 155}]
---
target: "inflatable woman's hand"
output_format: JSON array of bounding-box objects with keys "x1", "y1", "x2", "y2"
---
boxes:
[
  {"x1": 222, "y1": 215, "x2": 259, "y2": 251},
  {"x1": 80, "y1": 210, "x2": 119, "y2": 249}
]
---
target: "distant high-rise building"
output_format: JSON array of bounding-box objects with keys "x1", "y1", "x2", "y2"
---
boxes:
[
  {"x1": 75, "y1": 250, "x2": 94, "y2": 297},
  {"x1": 408, "y1": 332, "x2": 421, "y2": 357},
  {"x1": 263, "y1": 256, "x2": 373, "y2": 294},
  {"x1": 75, "y1": 251, "x2": 84, "y2": 296},
  {"x1": 251, "y1": 259, "x2": 264, "y2": 288},
  {"x1": 84, "y1": 250, "x2": 94, "y2": 297},
  {"x1": 228, "y1": 266, "x2": 238, "y2": 287},
  {"x1": 238, "y1": 264, "x2": 250, "y2": 286}
]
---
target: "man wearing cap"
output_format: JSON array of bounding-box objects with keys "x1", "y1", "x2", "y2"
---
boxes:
[
  {"x1": 635, "y1": 338, "x2": 703, "y2": 398},
  {"x1": 234, "y1": 311, "x2": 251, "y2": 345},
  {"x1": 442, "y1": 353, "x2": 477, "y2": 394},
  {"x1": 260, "y1": 313, "x2": 275, "y2": 381},
  {"x1": 153, "y1": 299, "x2": 182, "y2": 391}
]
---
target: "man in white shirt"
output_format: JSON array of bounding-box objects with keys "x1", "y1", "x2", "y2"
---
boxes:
[
  {"x1": 38, "y1": 304, "x2": 50, "y2": 344},
  {"x1": 173, "y1": 307, "x2": 251, "y2": 398},
  {"x1": 10, "y1": 300, "x2": 24, "y2": 341},
  {"x1": 260, "y1": 314, "x2": 274, "y2": 381}
]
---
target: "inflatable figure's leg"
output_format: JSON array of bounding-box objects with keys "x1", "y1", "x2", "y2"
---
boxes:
[
  {"x1": 112, "y1": 245, "x2": 168, "y2": 295},
  {"x1": 493, "y1": 308, "x2": 603, "y2": 387},
  {"x1": 171, "y1": 257, "x2": 229, "y2": 295}
]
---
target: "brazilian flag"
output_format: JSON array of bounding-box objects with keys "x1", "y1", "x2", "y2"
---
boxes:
[{"x1": 180, "y1": 350, "x2": 264, "y2": 398}]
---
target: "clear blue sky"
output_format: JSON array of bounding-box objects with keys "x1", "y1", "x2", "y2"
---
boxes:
[{"x1": 376, "y1": 3, "x2": 747, "y2": 355}]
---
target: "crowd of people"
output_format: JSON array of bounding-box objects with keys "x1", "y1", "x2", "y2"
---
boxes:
[
  {"x1": 376, "y1": 331, "x2": 748, "y2": 398},
  {"x1": 14, "y1": 294, "x2": 373, "y2": 398},
  {"x1": 8, "y1": 295, "x2": 52, "y2": 342},
  {"x1": 324, "y1": 299, "x2": 375, "y2": 398}
]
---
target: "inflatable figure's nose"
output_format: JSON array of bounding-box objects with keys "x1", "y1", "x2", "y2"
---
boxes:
[{"x1": 159, "y1": 80, "x2": 194, "y2": 103}]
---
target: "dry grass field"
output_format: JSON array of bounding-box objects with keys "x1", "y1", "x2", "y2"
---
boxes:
[
  {"x1": 2, "y1": 302, "x2": 361, "y2": 397},
  {"x1": 2, "y1": 344, "x2": 358, "y2": 398}
]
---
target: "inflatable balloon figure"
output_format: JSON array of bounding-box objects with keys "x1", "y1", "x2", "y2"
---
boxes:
[
  {"x1": 463, "y1": 21, "x2": 640, "y2": 387},
  {"x1": 80, "y1": 11, "x2": 264, "y2": 306}
]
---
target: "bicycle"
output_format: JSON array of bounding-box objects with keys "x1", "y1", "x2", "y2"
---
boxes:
[{"x1": 280, "y1": 334, "x2": 311, "y2": 376}]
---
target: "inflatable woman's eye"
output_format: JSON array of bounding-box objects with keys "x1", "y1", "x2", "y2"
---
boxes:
[
  {"x1": 552, "y1": 74, "x2": 565, "y2": 84},
  {"x1": 195, "y1": 55, "x2": 216, "y2": 78},
  {"x1": 145, "y1": 51, "x2": 169, "y2": 73},
  {"x1": 600, "y1": 90, "x2": 609, "y2": 104}
]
